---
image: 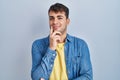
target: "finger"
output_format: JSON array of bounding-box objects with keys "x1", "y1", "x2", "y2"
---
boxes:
[
  {"x1": 54, "y1": 36, "x2": 61, "y2": 43},
  {"x1": 52, "y1": 31, "x2": 62, "y2": 36},
  {"x1": 50, "y1": 26, "x2": 53, "y2": 35},
  {"x1": 54, "y1": 35, "x2": 62, "y2": 42}
]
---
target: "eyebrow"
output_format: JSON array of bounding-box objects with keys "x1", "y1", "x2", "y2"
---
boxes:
[
  {"x1": 57, "y1": 15, "x2": 64, "y2": 18},
  {"x1": 49, "y1": 15, "x2": 64, "y2": 18}
]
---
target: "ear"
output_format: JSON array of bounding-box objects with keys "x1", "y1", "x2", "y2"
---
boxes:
[{"x1": 67, "y1": 18, "x2": 70, "y2": 25}]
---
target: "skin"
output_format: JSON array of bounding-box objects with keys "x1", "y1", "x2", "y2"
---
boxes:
[
  {"x1": 40, "y1": 11, "x2": 70, "y2": 80},
  {"x1": 49, "y1": 11, "x2": 70, "y2": 50}
]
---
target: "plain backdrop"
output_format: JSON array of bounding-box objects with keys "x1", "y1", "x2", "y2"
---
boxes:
[{"x1": 0, "y1": 0, "x2": 120, "y2": 80}]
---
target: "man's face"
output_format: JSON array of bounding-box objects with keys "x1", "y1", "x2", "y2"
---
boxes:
[{"x1": 49, "y1": 11, "x2": 70, "y2": 34}]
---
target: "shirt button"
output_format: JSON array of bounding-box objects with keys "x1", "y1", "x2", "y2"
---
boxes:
[
  {"x1": 50, "y1": 64, "x2": 53, "y2": 67},
  {"x1": 64, "y1": 46, "x2": 66, "y2": 50},
  {"x1": 52, "y1": 54, "x2": 55, "y2": 57},
  {"x1": 68, "y1": 70, "x2": 70, "y2": 74}
]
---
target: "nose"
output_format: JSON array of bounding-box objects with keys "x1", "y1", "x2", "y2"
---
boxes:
[{"x1": 53, "y1": 18, "x2": 58, "y2": 25}]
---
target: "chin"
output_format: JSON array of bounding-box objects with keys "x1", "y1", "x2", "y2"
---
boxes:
[
  {"x1": 53, "y1": 29, "x2": 64, "y2": 33},
  {"x1": 54, "y1": 29, "x2": 60, "y2": 32}
]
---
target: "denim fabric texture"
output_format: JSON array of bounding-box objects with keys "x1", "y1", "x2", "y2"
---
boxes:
[{"x1": 31, "y1": 34, "x2": 93, "y2": 80}]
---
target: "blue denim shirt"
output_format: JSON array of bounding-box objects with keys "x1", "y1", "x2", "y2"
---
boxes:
[{"x1": 31, "y1": 34, "x2": 93, "y2": 80}]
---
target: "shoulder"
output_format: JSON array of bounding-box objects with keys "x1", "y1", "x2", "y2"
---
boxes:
[
  {"x1": 32, "y1": 36, "x2": 49, "y2": 47},
  {"x1": 68, "y1": 34, "x2": 87, "y2": 45}
]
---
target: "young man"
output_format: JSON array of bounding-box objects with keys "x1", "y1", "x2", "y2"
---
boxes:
[{"x1": 31, "y1": 3, "x2": 93, "y2": 80}]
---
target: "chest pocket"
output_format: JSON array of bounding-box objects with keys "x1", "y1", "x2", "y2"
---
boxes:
[
  {"x1": 71, "y1": 55, "x2": 81, "y2": 78},
  {"x1": 72, "y1": 56, "x2": 80, "y2": 64}
]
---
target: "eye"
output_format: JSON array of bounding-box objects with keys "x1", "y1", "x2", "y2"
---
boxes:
[
  {"x1": 49, "y1": 17, "x2": 53, "y2": 20},
  {"x1": 58, "y1": 17, "x2": 63, "y2": 20},
  {"x1": 49, "y1": 16, "x2": 54, "y2": 20}
]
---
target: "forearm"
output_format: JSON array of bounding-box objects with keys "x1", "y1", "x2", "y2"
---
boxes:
[
  {"x1": 31, "y1": 47, "x2": 56, "y2": 80},
  {"x1": 72, "y1": 68, "x2": 93, "y2": 80}
]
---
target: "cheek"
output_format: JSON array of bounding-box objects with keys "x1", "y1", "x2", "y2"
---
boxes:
[
  {"x1": 49, "y1": 21, "x2": 52, "y2": 25},
  {"x1": 60, "y1": 21, "x2": 65, "y2": 24},
  {"x1": 61, "y1": 21, "x2": 67, "y2": 26}
]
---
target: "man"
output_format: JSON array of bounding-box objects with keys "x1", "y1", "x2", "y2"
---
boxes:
[{"x1": 31, "y1": 3, "x2": 93, "y2": 80}]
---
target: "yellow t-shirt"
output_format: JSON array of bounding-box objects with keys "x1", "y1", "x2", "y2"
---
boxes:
[{"x1": 49, "y1": 43, "x2": 68, "y2": 80}]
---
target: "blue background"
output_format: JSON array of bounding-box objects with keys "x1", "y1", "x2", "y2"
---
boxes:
[{"x1": 0, "y1": 0, "x2": 120, "y2": 80}]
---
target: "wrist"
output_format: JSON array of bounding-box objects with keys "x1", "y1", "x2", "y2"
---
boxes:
[{"x1": 49, "y1": 46, "x2": 56, "y2": 51}]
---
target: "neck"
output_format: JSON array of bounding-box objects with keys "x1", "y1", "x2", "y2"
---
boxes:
[{"x1": 59, "y1": 32, "x2": 67, "y2": 43}]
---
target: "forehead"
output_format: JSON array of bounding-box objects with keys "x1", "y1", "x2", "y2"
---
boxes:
[{"x1": 49, "y1": 11, "x2": 66, "y2": 17}]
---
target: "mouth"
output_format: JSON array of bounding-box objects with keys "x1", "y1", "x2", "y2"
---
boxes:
[{"x1": 53, "y1": 26, "x2": 60, "y2": 30}]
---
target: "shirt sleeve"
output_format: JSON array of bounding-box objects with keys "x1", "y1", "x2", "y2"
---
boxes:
[
  {"x1": 31, "y1": 41, "x2": 56, "y2": 80},
  {"x1": 72, "y1": 41, "x2": 93, "y2": 80}
]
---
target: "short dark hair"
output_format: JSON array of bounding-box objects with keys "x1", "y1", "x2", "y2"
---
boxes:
[{"x1": 48, "y1": 3, "x2": 69, "y2": 18}]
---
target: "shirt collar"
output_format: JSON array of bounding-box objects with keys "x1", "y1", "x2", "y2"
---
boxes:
[{"x1": 65, "y1": 34, "x2": 73, "y2": 43}]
